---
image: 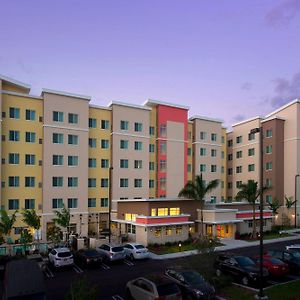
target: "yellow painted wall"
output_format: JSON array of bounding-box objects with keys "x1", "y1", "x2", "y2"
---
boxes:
[
  {"x1": 149, "y1": 107, "x2": 157, "y2": 198},
  {"x1": 2, "y1": 82, "x2": 29, "y2": 94}
]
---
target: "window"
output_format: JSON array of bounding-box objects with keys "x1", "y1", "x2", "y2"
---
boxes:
[
  {"x1": 120, "y1": 178, "x2": 129, "y2": 187},
  {"x1": 25, "y1": 154, "x2": 35, "y2": 165},
  {"x1": 210, "y1": 196, "x2": 217, "y2": 203},
  {"x1": 266, "y1": 178, "x2": 272, "y2": 188},
  {"x1": 9, "y1": 130, "x2": 20, "y2": 141},
  {"x1": 68, "y1": 177, "x2": 78, "y2": 187},
  {"x1": 221, "y1": 166, "x2": 224, "y2": 173},
  {"x1": 160, "y1": 124, "x2": 167, "y2": 137},
  {"x1": 248, "y1": 148, "x2": 255, "y2": 156},
  {"x1": 266, "y1": 129, "x2": 273, "y2": 138},
  {"x1": 120, "y1": 159, "x2": 129, "y2": 168},
  {"x1": 88, "y1": 198, "x2": 96, "y2": 208},
  {"x1": 228, "y1": 154, "x2": 233, "y2": 161},
  {"x1": 165, "y1": 227, "x2": 172, "y2": 236},
  {"x1": 89, "y1": 138, "x2": 96, "y2": 148},
  {"x1": 160, "y1": 141, "x2": 166, "y2": 154},
  {"x1": 9, "y1": 176, "x2": 19, "y2": 187},
  {"x1": 221, "y1": 136, "x2": 225, "y2": 144},
  {"x1": 236, "y1": 151, "x2": 242, "y2": 159},
  {"x1": 160, "y1": 160, "x2": 166, "y2": 171},
  {"x1": 154, "y1": 228, "x2": 162, "y2": 237},
  {"x1": 89, "y1": 118, "x2": 97, "y2": 128},
  {"x1": 228, "y1": 168, "x2": 233, "y2": 175},
  {"x1": 228, "y1": 182, "x2": 232, "y2": 189},
  {"x1": 228, "y1": 139, "x2": 233, "y2": 147},
  {"x1": 25, "y1": 199, "x2": 35, "y2": 209},
  {"x1": 248, "y1": 220, "x2": 253, "y2": 228},
  {"x1": 53, "y1": 155, "x2": 63, "y2": 166},
  {"x1": 266, "y1": 195, "x2": 273, "y2": 203},
  {"x1": 101, "y1": 139, "x2": 109, "y2": 149},
  {"x1": 68, "y1": 134, "x2": 78, "y2": 145},
  {"x1": 9, "y1": 107, "x2": 20, "y2": 119},
  {"x1": 100, "y1": 198, "x2": 108, "y2": 207},
  {"x1": 52, "y1": 198, "x2": 63, "y2": 209},
  {"x1": 248, "y1": 133, "x2": 255, "y2": 141},
  {"x1": 149, "y1": 126, "x2": 155, "y2": 135},
  {"x1": 160, "y1": 177, "x2": 166, "y2": 190},
  {"x1": 53, "y1": 133, "x2": 64, "y2": 144},
  {"x1": 68, "y1": 113, "x2": 78, "y2": 124},
  {"x1": 187, "y1": 148, "x2": 192, "y2": 156},
  {"x1": 158, "y1": 208, "x2": 168, "y2": 216},
  {"x1": 170, "y1": 207, "x2": 180, "y2": 215},
  {"x1": 134, "y1": 141, "x2": 142, "y2": 150},
  {"x1": 120, "y1": 120, "x2": 129, "y2": 130},
  {"x1": 134, "y1": 179, "x2": 142, "y2": 188},
  {"x1": 236, "y1": 166, "x2": 242, "y2": 173},
  {"x1": 187, "y1": 164, "x2": 192, "y2": 172},
  {"x1": 120, "y1": 140, "x2": 129, "y2": 149},
  {"x1": 68, "y1": 156, "x2": 78, "y2": 166},
  {"x1": 211, "y1": 165, "x2": 217, "y2": 172},
  {"x1": 200, "y1": 164, "x2": 206, "y2": 172},
  {"x1": 236, "y1": 181, "x2": 242, "y2": 188},
  {"x1": 101, "y1": 120, "x2": 110, "y2": 129},
  {"x1": 52, "y1": 177, "x2": 63, "y2": 187},
  {"x1": 134, "y1": 122, "x2": 143, "y2": 132},
  {"x1": 25, "y1": 177, "x2": 35, "y2": 187},
  {"x1": 149, "y1": 162, "x2": 155, "y2": 170},
  {"x1": 101, "y1": 178, "x2": 109, "y2": 187},
  {"x1": 101, "y1": 159, "x2": 109, "y2": 168},
  {"x1": 266, "y1": 162, "x2": 273, "y2": 170},
  {"x1": 8, "y1": 199, "x2": 19, "y2": 210},
  {"x1": 53, "y1": 111, "x2": 64, "y2": 122},
  {"x1": 149, "y1": 180, "x2": 155, "y2": 188},
  {"x1": 134, "y1": 160, "x2": 142, "y2": 169},
  {"x1": 25, "y1": 132, "x2": 36, "y2": 143},
  {"x1": 200, "y1": 131, "x2": 206, "y2": 140},
  {"x1": 200, "y1": 148, "x2": 206, "y2": 156},
  {"x1": 266, "y1": 145, "x2": 273, "y2": 154},
  {"x1": 211, "y1": 149, "x2": 217, "y2": 157},
  {"x1": 149, "y1": 144, "x2": 155, "y2": 153},
  {"x1": 68, "y1": 198, "x2": 78, "y2": 208},
  {"x1": 236, "y1": 136, "x2": 242, "y2": 144},
  {"x1": 89, "y1": 158, "x2": 96, "y2": 168},
  {"x1": 88, "y1": 178, "x2": 96, "y2": 187},
  {"x1": 221, "y1": 181, "x2": 224, "y2": 188},
  {"x1": 9, "y1": 153, "x2": 19, "y2": 164},
  {"x1": 188, "y1": 131, "x2": 192, "y2": 139},
  {"x1": 248, "y1": 164, "x2": 255, "y2": 172},
  {"x1": 221, "y1": 151, "x2": 225, "y2": 159},
  {"x1": 151, "y1": 208, "x2": 157, "y2": 216},
  {"x1": 211, "y1": 133, "x2": 217, "y2": 141},
  {"x1": 176, "y1": 226, "x2": 183, "y2": 235},
  {"x1": 26, "y1": 109, "x2": 36, "y2": 121}
]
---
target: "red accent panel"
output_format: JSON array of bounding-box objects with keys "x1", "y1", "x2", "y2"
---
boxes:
[
  {"x1": 236, "y1": 212, "x2": 273, "y2": 219},
  {"x1": 136, "y1": 216, "x2": 189, "y2": 224},
  {"x1": 157, "y1": 105, "x2": 188, "y2": 197}
]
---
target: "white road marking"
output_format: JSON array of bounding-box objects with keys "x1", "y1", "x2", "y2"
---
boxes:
[
  {"x1": 124, "y1": 259, "x2": 134, "y2": 266},
  {"x1": 112, "y1": 295, "x2": 124, "y2": 300}
]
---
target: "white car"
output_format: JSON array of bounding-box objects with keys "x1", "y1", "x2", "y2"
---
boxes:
[
  {"x1": 286, "y1": 244, "x2": 300, "y2": 251},
  {"x1": 123, "y1": 243, "x2": 150, "y2": 260},
  {"x1": 48, "y1": 247, "x2": 74, "y2": 268}
]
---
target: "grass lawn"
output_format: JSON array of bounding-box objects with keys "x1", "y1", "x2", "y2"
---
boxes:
[
  {"x1": 241, "y1": 232, "x2": 290, "y2": 242},
  {"x1": 219, "y1": 285, "x2": 255, "y2": 300},
  {"x1": 265, "y1": 279, "x2": 300, "y2": 300}
]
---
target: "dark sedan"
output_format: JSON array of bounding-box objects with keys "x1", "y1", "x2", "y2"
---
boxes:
[
  {"x1": 74, "y1": 249, "x2": 103, "y2": 267},
  {"x1": 165, "y1": 268, "x2": 216, "y2": 299}
]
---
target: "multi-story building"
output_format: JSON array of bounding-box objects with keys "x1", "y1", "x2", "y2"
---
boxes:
[{"x1": 1, "y1": 75, "x2": 298, "y2": 245}]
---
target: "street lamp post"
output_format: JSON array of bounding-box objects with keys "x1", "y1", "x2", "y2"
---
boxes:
[
  {"x1": 250, "y1": 127, "x2": 267, "y2": 300},
  {"x1": 108, "y1": 166, "x2": 113, "y2": 243},
  {"x1": 295, "y1": 175, "x2": 300, "y2": 228}
]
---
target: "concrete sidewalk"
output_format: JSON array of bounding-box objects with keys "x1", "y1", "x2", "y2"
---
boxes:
[{"x1": 149, "y1": 233, "x2": 300, "y2": 260}]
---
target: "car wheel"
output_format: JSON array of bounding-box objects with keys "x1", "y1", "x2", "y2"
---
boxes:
[
  {"x1": 216, "y1": 269, "x2": 222, "y2": 277},
  {"x1": 125, "y1": 288, "x2": 133, "y2": 300},
  {"x1": 130, "y1": 254, "x2": 134, "y2": 261},
  {"x1": 241, "y1": 276, "x2": 249, "y2": 286}
]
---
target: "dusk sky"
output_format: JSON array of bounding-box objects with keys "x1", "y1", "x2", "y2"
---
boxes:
[{"x1": 1, "y1": 0, "x2": 300, "y2": 127}]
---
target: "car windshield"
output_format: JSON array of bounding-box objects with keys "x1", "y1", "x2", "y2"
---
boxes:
[
  {"x1": 157, "y1": 283, "x2": 179, "y2": 296},
  {"x1": 235, "y1": 256, "x2": 255, "y2": 266},
  {"x1": 84, "y1": 250, "x2": 98, "y2": 256},
  {"x1": 268, "y1": 258, "x2": 284, "y2": 265},
  {"x1": 291, "y1": 252, "x2": 300, "y2": 258},
  {"x1": 181, "y1": 271, "x2": 205, "y2": 285},
  {"x1": 112, "y1": 247, "x2": 123, "y2": 252},
  {"x1": 58, "y1": 251, "x2": 72, "y2": 258},
  {"x1": 135, "y1": 245, "x2": 145, "y2": 250}
]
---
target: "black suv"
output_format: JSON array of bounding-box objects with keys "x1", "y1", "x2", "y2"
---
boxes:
[{"x1": 214, "y1": 254, "x2": 269, "y2": 286}]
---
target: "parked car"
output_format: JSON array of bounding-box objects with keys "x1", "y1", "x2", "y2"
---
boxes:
[
  {"x1": 214, "y1": 254, "x2": 269, "y2": 286},
  {"x1": 126, "y1": 274, "x2": 182, "y2": 300},
  {"x1": 97, "y1": 243, "x2": 126, "y2": 262},
  {"x1": 254, "y1": 257, "x2": 289, "y2": 278},
  {"x1": 123, "y1": 243, "x2": 150, "y2": 260},
  {"x1": 265, "y1": 249, "x2": 300, "y2": 274},
  {"x1": 74, "y1": 249, "x2": 103, "y2": 267},
  {"x1": 48, "y1": 247, "x2": 74, "y2": 268},
  {"x1": 165, "y1": 268, "x2": 216, "y2": 300},
  {"x1": 27, "y1": 254, "x2": 48, "y2": 271},
  {"x1": 286, "y1": 244, "x2": 300, "y2": 251}
]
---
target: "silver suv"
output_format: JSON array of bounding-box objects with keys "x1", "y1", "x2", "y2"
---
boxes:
[{"x1": 97, "y1": 243, "x2": 126, "y2": 262}]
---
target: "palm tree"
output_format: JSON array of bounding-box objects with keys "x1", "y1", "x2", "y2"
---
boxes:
[
  {"x1": 53, "y1": 204, "x2": 70, "y2": 243},
  {"x1": 178, "y1": 173, "x2": 219, "y2": 236},
  {"x1": 22, "y1": 209, "x2": 41, "y2": 249},
  {"x1": 0, "y1": 209, "x2": 17, "y2": 242},
  {"x1": 235, "y1": 180, "x2": 268, "y2": 238},
  {"x1": 285, "y1": 195, "x2": 296, "y2": 210},
  {"x1": 267, "y1": 198, "x2": 280, "y2": 216}
]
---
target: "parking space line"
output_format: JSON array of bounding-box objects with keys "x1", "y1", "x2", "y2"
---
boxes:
[
  {"x1": 112, "y1": 295, "x2": 124, "y2": 300},
  {"x1": 45, "y1": 266, "x2": 54, "y2": 278},
  {"x1": 124, "y1": 259, "x2": 134, "y2": 266},
  {"x1": 101, "y1": 263, "x2": 110, "y2": 270},
  {"x1": 73, "y1": 264, "x2": 83, "y2": 273}
]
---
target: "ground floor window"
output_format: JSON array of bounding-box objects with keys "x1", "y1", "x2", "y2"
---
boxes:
[
  {"x1": 248, "y1": 220, "x2": 253, "y2": 228},
  {"x1": 126, "y1": 224, "x2": 136, "y2": 234},
  {"x1": 165, "y1": 227, "x2": 172, "y2": 236},
  {"x1": 154, "y1": 228, "x2": 162, "y2": 237},
  {"x1": 176, "y1": 226, "x2": 182, "y2": 235}
]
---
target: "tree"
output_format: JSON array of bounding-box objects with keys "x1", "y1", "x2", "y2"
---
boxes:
[
  {"x1": 0, "y1": 210, "x2": 17, "y2": 242},
  {"x1": 178, "y1": 173, "x2": 219, "y2": 235},
  {"x1": 235, "y1": 180, "x2": 268, "y2": 239},
  {"x1": 22, "y1": 209, "x2": 41, "y2": 248},
  {"x1": 46, "y1": 225, "x2": 62, "y2": 246},
  {"x1": 53, "y1": 204, "x2": 70, "y2": 243},
  {"x1": 20, "y1": 230, "x2": 33, "y2": 254},
  {"x1": 285, "y1": 195, "x2": 296, "y2": 210},
  {"x1": 267, "y1": 198, "x2": 281, "y2": 215}
]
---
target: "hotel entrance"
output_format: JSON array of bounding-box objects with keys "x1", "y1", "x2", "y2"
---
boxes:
[{"x1": 206, "y1": 223, "x2": 234, "y2": 238}]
